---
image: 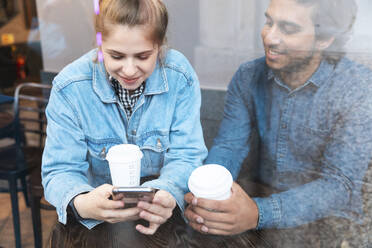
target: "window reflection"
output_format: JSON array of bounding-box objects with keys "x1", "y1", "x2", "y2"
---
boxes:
[{"x1": 35, "y1": 0, "x2": 371, "y2": 247}]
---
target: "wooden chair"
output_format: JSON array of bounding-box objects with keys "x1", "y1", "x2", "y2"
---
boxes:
[
  {"x1": 0, "y1": 82, "x2": 51, "y2": 248},
  {"x1": 17, "y1": 82, "x2": 53, "y2": 248}
]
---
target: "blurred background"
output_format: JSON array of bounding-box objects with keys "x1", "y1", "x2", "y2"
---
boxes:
[
  {"x1": 34, "y1": 0, "x2": 372, "y2": 89},
  {"x1": 0, "y1": 0, "x2": 371, "y2": 91}
]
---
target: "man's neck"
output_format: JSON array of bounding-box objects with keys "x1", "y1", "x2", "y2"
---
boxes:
[{"x1": 278, "y1": 53, "x2": 323, "y2": 90}]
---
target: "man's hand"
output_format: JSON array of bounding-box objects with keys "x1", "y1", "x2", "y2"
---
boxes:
[
  {"x1": 184, "y1": 182, "x2": 259, "y2": 235},
  {"x1": 73, "y1": 184, "x2": 140, "y2": 223},
  {"x1": 136, "y1": 190, "x2": 176, "y2": 235}
]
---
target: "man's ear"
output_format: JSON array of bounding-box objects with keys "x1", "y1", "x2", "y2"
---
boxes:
[{"x1": 316, "y1": 36, "x2": 335, "y2": 51}]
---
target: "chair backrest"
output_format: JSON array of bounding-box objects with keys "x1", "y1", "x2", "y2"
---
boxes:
[{"x1": 13, "y1": 82, "x2": 52, "y2": 148}]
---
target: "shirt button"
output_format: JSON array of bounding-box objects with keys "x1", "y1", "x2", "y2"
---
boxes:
[
  {"x1": 282, "y1": 124, "x2": 287, "y2": 129},
  {"x1": 131, "y1": 130, "x2": 137, "y2": 135}
]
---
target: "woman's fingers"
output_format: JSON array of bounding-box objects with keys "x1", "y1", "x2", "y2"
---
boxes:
[
  {"x1": 138, "y1": 201, "x2": 170, "y2": 219},
  {"x1": 104, "y1": 207, "x2": 141, "y2": 223},
  {"x1": 101, "y1": 197, "x2": 125, "y2": 209},
  {"x1": 73, "y1": 184, "x2": 142, "y2": 222},
  {"x1": 139, "y1": 209, "x2": 165, "y2": 224},
  {"x1": 152, "y1": 190, "x2": 177, "y2": 208},
  {"x1": 135, "y1": 190, "x2": 176, "y2": 234},
  {"x1": 137, "y1": 190, "x2": 176, "y2": 222},
  {"x1": 137, "y1": 201, "x2": 172, "y2": 224},
  {"x1": 136, "y1": 222, "x2": 160, "y2": 235}
]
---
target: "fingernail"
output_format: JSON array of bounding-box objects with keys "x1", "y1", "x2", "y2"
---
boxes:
[
  {"x1": 196, "y1": 217, "x2": 204, "y2": 224},
  {"x1": 192, "y1": 198, "x2": 197, "y2": 205},
  {"x1": 201, "y1": 226, "x2": 208, "y2": 233}
]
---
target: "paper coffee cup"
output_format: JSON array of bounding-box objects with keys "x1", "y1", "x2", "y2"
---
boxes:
[
  {"x1": 188, "y1": 164, "x2": 233, "y2": 200},
  {"x1": 106, "y1": 144, "x2": 143, "y2": 187}
]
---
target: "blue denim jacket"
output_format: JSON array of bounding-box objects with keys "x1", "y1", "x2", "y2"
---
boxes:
[
  {"x1": 206, "y1": 57, "x2": 372, "y2": 229},
  {"x1": 42, "y1": 49, "x2": 207, "y2": 229}
]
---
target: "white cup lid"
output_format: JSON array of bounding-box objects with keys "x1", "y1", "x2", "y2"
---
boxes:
[
  {"x1": 188, "y1": 164, "x2": 233, "y2": 199},
  {"x1": 106, "y1": 144, "x2": 143, "y2": 163}
]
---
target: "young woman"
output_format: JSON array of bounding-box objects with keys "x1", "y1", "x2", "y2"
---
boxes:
[{"x1": 42, "y1": 0, "x2": 207, "y2": 235}]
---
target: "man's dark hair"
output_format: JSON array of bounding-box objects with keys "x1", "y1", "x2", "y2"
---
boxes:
[{"x1": 296, "y1": 0, "x2": 357, "y2": 64}]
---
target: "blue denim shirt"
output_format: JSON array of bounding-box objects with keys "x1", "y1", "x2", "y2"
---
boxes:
[
  {"x1": 42, "y1": 49, "x2": 207, "y2": 229},
  {"x1": 206, "y1": 57, "x2": 372, "y2": 229}
]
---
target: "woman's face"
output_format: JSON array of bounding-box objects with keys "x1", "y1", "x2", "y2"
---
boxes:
[{"x1": 101, "y1": 24, "x2": 159, "y2": 90}]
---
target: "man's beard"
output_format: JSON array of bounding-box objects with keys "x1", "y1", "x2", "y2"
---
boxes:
[{"x1": 271, "y1": 48, "x2": 316, "y2": 77}]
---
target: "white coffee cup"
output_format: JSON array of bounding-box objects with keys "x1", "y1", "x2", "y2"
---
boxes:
[
  {"x1": 106, "y1": 144, "x2": 143, "y2": 187},
  {"x1": 188, "y1": 164, "x2": 233, "y2": 200}
]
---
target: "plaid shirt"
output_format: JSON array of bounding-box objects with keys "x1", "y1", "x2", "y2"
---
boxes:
[{"x1": 109, "y1": 75, "x2": 145, "y2": 118}]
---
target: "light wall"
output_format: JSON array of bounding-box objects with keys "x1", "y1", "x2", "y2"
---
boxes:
[
  {"x1": 36, "y1": 0, "x2": 372, "y2": 89},
  {"x1": 35, "y1": 0, "x2": 95, "y2": 73}
]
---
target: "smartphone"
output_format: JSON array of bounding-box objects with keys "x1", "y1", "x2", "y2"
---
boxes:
[{"x1": 112, "y1": 187, "x2": 158, "y2": 208}]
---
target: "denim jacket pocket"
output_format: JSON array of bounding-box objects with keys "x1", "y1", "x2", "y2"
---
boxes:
[
  {"x1": 86, "y1": 136, "x2": 122, "y2": 186},
  {"x1": 290, "y1": 125, "x2": 331, "y2": 164},
  {"x1": 138, "y1": 131, "x2": 170, "y2": 173}
]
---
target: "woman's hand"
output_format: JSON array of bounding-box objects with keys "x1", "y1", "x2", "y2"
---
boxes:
[
  {"x1": 73, "y1": 184, "x2": 140, "y2": 223},
  {"x1": 135, "y1": 190, "x2": 177, "y2": 235}
]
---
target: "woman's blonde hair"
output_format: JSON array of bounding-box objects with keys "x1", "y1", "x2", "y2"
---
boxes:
[{"x1": 95, "y1": 0, "x2": 168, "y2": 60}]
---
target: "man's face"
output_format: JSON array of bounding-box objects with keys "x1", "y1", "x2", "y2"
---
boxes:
[{"x1": 261, "y1": 0, "x2": 321, "y2": 73}]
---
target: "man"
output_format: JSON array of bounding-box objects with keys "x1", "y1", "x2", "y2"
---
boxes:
[{"x1": 185, "y1": 0, "x2": 371, "y2": 245}]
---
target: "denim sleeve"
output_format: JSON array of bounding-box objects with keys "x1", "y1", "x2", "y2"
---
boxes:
[
  {"x1": 254, "y1": 89, "x2": 372, "y2": 229},
  {"x1": 42, "y1": 86, "x2": 102, "y2": 229},
  {"x1": 143, "y1": 74, "x2": 207, "y2": 212},
  {"x1": 205, "y1": 67, "x2": 255, "y2": 179}
]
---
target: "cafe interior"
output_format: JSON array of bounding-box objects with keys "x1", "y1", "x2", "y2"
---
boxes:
[{"x1": 0, "y1": 0, "x2": 371, "y2": 247}]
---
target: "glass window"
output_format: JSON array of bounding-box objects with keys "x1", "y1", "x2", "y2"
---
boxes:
[{"x1": 34, "y1": 1, "x2": 372, "y2": 247}]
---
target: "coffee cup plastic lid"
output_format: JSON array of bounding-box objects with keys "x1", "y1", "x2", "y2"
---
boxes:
[
  {"x1": 106, "y1": 144, "x2": 143, "y2": 163},
  {"x1": 188, "y1": 164, "x2": 233, "y2": 199}
]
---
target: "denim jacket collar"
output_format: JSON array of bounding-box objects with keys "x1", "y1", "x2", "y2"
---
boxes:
[
  {"x1": 144, "y1": 61, "x2": 169, "y2": 95},
  {"x1": 268, "y1": 59, "x2": 334, "y2": 90},
  {"x1": 308, "y1": 60, "x2": 334, "y2": 88},
  {"x1": 92, "y1": 56, "x2": 169, "y2": 104},
  {"x1": 93, "y1": 60, "x2": 116, "y2": 104}
]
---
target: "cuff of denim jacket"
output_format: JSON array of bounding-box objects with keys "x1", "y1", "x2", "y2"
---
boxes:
[
  {"x1": 67, "y1": 196, "x2": 104, "y2": 230},
  {"x1": 78, "y1": 218, "x2": 104, "y2": 229},
  {"x1": 141, "y1": 179, "x2": 185, "y2": 213},
  {"x1": 58, "y1": 184, "x2": 96, "y2": 229},
  {"x1": 252, "y1": 196, "x2": 281, "y2": 229}
]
